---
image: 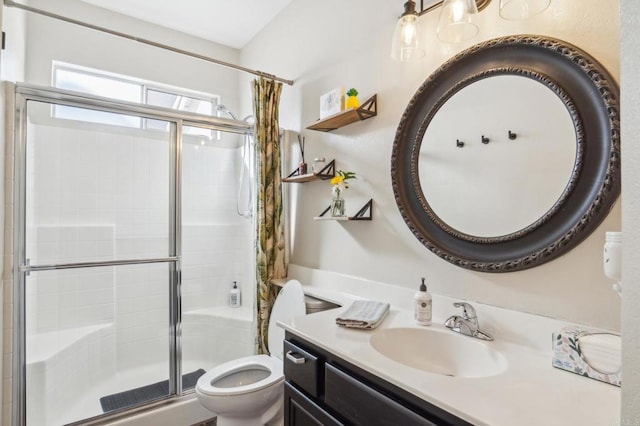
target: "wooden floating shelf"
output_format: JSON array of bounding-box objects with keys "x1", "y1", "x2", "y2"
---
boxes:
[
  {"x1": 314, "y1": 199, "x2": 373, "y2": 221},
  {"x1": 282, "y1": 159, "x2": 336, "y2": 183},
  {"x1": 282, "y1": 173, "x2": 329, "y2": 183},
  {"x1": 306, "y1": 95, "x2": 377, "y2": 132}
]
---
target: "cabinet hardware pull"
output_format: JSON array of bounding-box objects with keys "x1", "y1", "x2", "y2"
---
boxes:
[{"x1": 286, "y1": 351, "x2": 306, "y2": 364}]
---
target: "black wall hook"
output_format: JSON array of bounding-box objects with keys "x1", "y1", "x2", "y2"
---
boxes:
[
  {"x1": 481, "y1": 135, "x2": 490, "y2": 144},
  {"x1": 508, "y1": 130, "x2": 517, "y2": 140},
  {"x1": 456, "y1": 139, "x2": 465, "y2": 148}
]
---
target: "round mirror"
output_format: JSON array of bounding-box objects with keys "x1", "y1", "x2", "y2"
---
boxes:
[
  {"x1": 392, "y1": 35, "x2": 620, "y2": 272},
  {"x1": 419, "y1": 75, "x2": 577, "y2": 240}
]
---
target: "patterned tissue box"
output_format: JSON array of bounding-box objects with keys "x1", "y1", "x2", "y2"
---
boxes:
[{"x1": 552, "y1": 326, "x2": 621, "y2": 387}]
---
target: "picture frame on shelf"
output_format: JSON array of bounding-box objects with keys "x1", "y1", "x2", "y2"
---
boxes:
[{"x1": 319, "y1": 87, "x2": 344, "y2": 119}]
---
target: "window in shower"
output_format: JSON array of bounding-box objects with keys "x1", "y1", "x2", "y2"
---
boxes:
[{"x1": 52, "y1": 61, "x2": 221, "y2": 138}]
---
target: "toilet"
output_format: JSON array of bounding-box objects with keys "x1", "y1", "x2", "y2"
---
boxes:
[{"x1": 195, "y1": 279, "x2": 306, "y2": 426}]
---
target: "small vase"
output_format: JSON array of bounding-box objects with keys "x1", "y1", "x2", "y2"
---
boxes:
[{"x1": 330, "y1": 195, "x2": 345, "y2": 217}]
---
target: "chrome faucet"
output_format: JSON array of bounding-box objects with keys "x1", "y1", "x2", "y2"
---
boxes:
[{"x1": 444, "y1": 302, "x2": 493, "y2": 341}]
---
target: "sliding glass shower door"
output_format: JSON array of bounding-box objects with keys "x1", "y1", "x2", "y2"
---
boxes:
[
  {"x1": 19, "y1": 99, "x2": 177, "y2": 425},
  {"x1": 13, "y1": 86, "x2": 255, "y2": 426}
]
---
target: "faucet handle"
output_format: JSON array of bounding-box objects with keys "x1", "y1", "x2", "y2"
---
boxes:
[{"x1": 452, "y1": 302, "x2": 477, "y2": 320}]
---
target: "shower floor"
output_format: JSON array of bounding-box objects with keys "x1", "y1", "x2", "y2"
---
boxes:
[{"x1": 53, "y1": 360, "x2": 209, "y2": 426}]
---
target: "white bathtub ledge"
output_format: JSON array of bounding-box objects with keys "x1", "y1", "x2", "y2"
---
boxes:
[{"x1": 26, "y1": 323, "x2": 112, "y2": 364}]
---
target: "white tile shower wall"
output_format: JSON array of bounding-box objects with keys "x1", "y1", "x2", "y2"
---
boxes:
[
  {"x1": 181, "y1": 224, "x2": 252, "y2": 312},
  {"x1": 181, "y1": 142, "x2": 254, "y2": 313},
  {"x1": 24, "y1": 116, "x2": 255, "y2": 388},
  {"x1": 114, "y1": 264, "x2": 170, "y2": 371},
  {"x1": 26, "y1": 226, "x2": 116, "y2": 335},
  {"x1": 26, "y1": 226, "x2": 114, "y2": 334},
  {"x1": 180, "y1": 141, "x2": 255, "y2": 366},
  {"x1": 26, "y1": 118, "x2": 169, "y2": 333},
  {"x1": 27, "y1": 120, "x2": 170, "y2": 263}
]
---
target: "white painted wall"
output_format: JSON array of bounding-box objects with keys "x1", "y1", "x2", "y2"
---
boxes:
[
  {"x1": 241, "y1": 0, "x2": 621, "y2": 330},
  {"x1": 620, "y1": 0, "x2": 640, "y2": 421}
]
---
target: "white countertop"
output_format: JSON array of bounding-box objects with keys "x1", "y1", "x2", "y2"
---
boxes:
[{"x1": 278, "y1": 288, "x2": 620, "y2": 426}]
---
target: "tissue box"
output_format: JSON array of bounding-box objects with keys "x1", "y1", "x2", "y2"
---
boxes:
[{"x1": 552, "y1": 326, "x2": 621, "y2": 387}]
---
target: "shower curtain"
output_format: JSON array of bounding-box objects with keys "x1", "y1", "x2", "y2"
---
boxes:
[{"x1": 253, "y1": 77, "x2": 287, "y2": 354}]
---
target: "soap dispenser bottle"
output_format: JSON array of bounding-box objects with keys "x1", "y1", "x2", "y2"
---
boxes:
[
  {"x1": 230, "y1": 281, "x2": 241, "y2": 308},
  {"x1": 414, "y1": 277, "x2": 432, "y2": 326}
]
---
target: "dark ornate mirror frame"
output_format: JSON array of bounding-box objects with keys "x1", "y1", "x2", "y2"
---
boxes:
[{"x1": 391, "y1": 35, "x2": 620, "y2": 273}]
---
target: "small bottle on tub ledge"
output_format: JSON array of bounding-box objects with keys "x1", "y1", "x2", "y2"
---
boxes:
[{"x1": 230, "y1": 281, "x2": 241, "y2": 308}]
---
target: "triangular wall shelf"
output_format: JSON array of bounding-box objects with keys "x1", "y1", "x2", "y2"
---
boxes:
[
  {"x1": 314, "y1": 199, "x2": 373, "y2": 221},
  {"x1": 282, "y1": 159, "x2": 336, "y2": 183},
  {"x1": 306, "y1": 95, "x2": 377, "y2": 132}
]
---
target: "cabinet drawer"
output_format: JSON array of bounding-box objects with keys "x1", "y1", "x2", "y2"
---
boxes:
[
  {"x1": 325, "y1": 363, "x2": 437, "y2": 426},
  {"x1": 283, "y1": 340, "x2": 320, "y2": 398}
]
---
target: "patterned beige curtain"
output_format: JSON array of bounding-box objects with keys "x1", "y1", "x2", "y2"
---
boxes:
[{"x1": 253, "y1": 77, "x2": 287, "y2": 354}]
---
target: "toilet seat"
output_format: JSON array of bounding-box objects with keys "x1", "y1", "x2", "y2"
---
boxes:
[{"x1": 196, "y1": 354, "x2": 283, "y2": 397}]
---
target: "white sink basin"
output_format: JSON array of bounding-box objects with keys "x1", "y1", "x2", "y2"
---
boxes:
[{"x1": 369, "y1": 327, "x2": 508, "y2": 378}]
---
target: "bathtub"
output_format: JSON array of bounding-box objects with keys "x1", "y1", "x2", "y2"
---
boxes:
[{"x1": 25, "y1": 305, "x2": 254, "y2": 425}]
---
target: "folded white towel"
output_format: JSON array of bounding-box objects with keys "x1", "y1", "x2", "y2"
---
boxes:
[{"x1": 336, "y1": 300, "x2": 390, "y2": 329}]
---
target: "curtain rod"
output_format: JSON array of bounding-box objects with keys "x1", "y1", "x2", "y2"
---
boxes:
[{"x1": 3, "y1": 0, "x2": 294, "y2": 86}]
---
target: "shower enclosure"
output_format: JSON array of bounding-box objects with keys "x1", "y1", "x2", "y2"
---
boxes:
[{"x1": 8, "y1": 83, "x2": 256, "y2": 425}]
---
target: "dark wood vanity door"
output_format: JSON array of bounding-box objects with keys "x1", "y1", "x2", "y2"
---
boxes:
[{"x1": 285, "y1": 382, "x2": 343, "y2": 426}]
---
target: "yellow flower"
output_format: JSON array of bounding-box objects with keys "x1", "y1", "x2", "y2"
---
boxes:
[
  {"x1": 330, "y1": 170, "x2": 356, "y2": 190},
  {"x1": 331, "y1": 175, "x2": 345, "y2": 185}
]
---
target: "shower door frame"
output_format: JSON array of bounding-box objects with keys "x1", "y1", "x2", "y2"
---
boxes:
[{"x1": 10, "y1": 83, "x2": 254, "y2": 426}]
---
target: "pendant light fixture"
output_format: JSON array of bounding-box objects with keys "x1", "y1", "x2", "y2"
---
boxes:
[
  {"x1": 391, "y1": 0, "x2": 551, "y2": 61},
  {"x1": 499, "y1": 0, "x2": 551, "y2": 20},
  {"x1": 391, "y1": 1, "x2": 426, "y2": 62},
  {"x1": 436, "y1": 0, "x2": 479, "y2": 43}
]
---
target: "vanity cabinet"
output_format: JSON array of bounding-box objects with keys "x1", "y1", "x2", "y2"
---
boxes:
[{"x1": 283, "y1": 333, "x2": 473, "y2": 426}]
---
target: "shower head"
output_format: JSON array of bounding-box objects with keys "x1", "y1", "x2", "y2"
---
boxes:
[{"x1": 216, "y1": 104, "x2": 237, "y2": 120}]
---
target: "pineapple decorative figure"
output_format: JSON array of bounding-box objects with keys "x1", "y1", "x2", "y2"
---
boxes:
[{"x1": 345, "y1": 88, "x2": 360, "y2": 109}]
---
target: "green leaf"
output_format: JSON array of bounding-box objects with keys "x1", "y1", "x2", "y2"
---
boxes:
[{"x1": 337, "y1": 170, "x2": 356, "y2": 180}]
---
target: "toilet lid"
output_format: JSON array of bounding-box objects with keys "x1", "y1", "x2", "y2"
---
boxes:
[{"x1": 267, "y1": 279, "x2": 306, "y2": 359}]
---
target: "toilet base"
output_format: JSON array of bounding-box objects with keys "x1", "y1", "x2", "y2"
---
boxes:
[{"x1": 215, "y1": 396, "x2": 283, "y2": 426}]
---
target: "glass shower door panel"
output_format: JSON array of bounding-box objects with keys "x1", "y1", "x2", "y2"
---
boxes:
[
  {"x1": 22, "y1": 99, "x2": 177, "y2": 425},
  {"x1": 24, "y1": 100, "x2": 171, "y2": 266},
  {"x1": 180, "y1": 126, "x2": 255, "y2": 380},
  {"x1": 24, "y1": 263, "x2": 171, "y2": 426}
]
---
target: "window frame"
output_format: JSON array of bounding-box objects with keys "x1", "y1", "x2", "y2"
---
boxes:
[{"x1": 51, "y1": 61, "x2": 222, "y2": 138}]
